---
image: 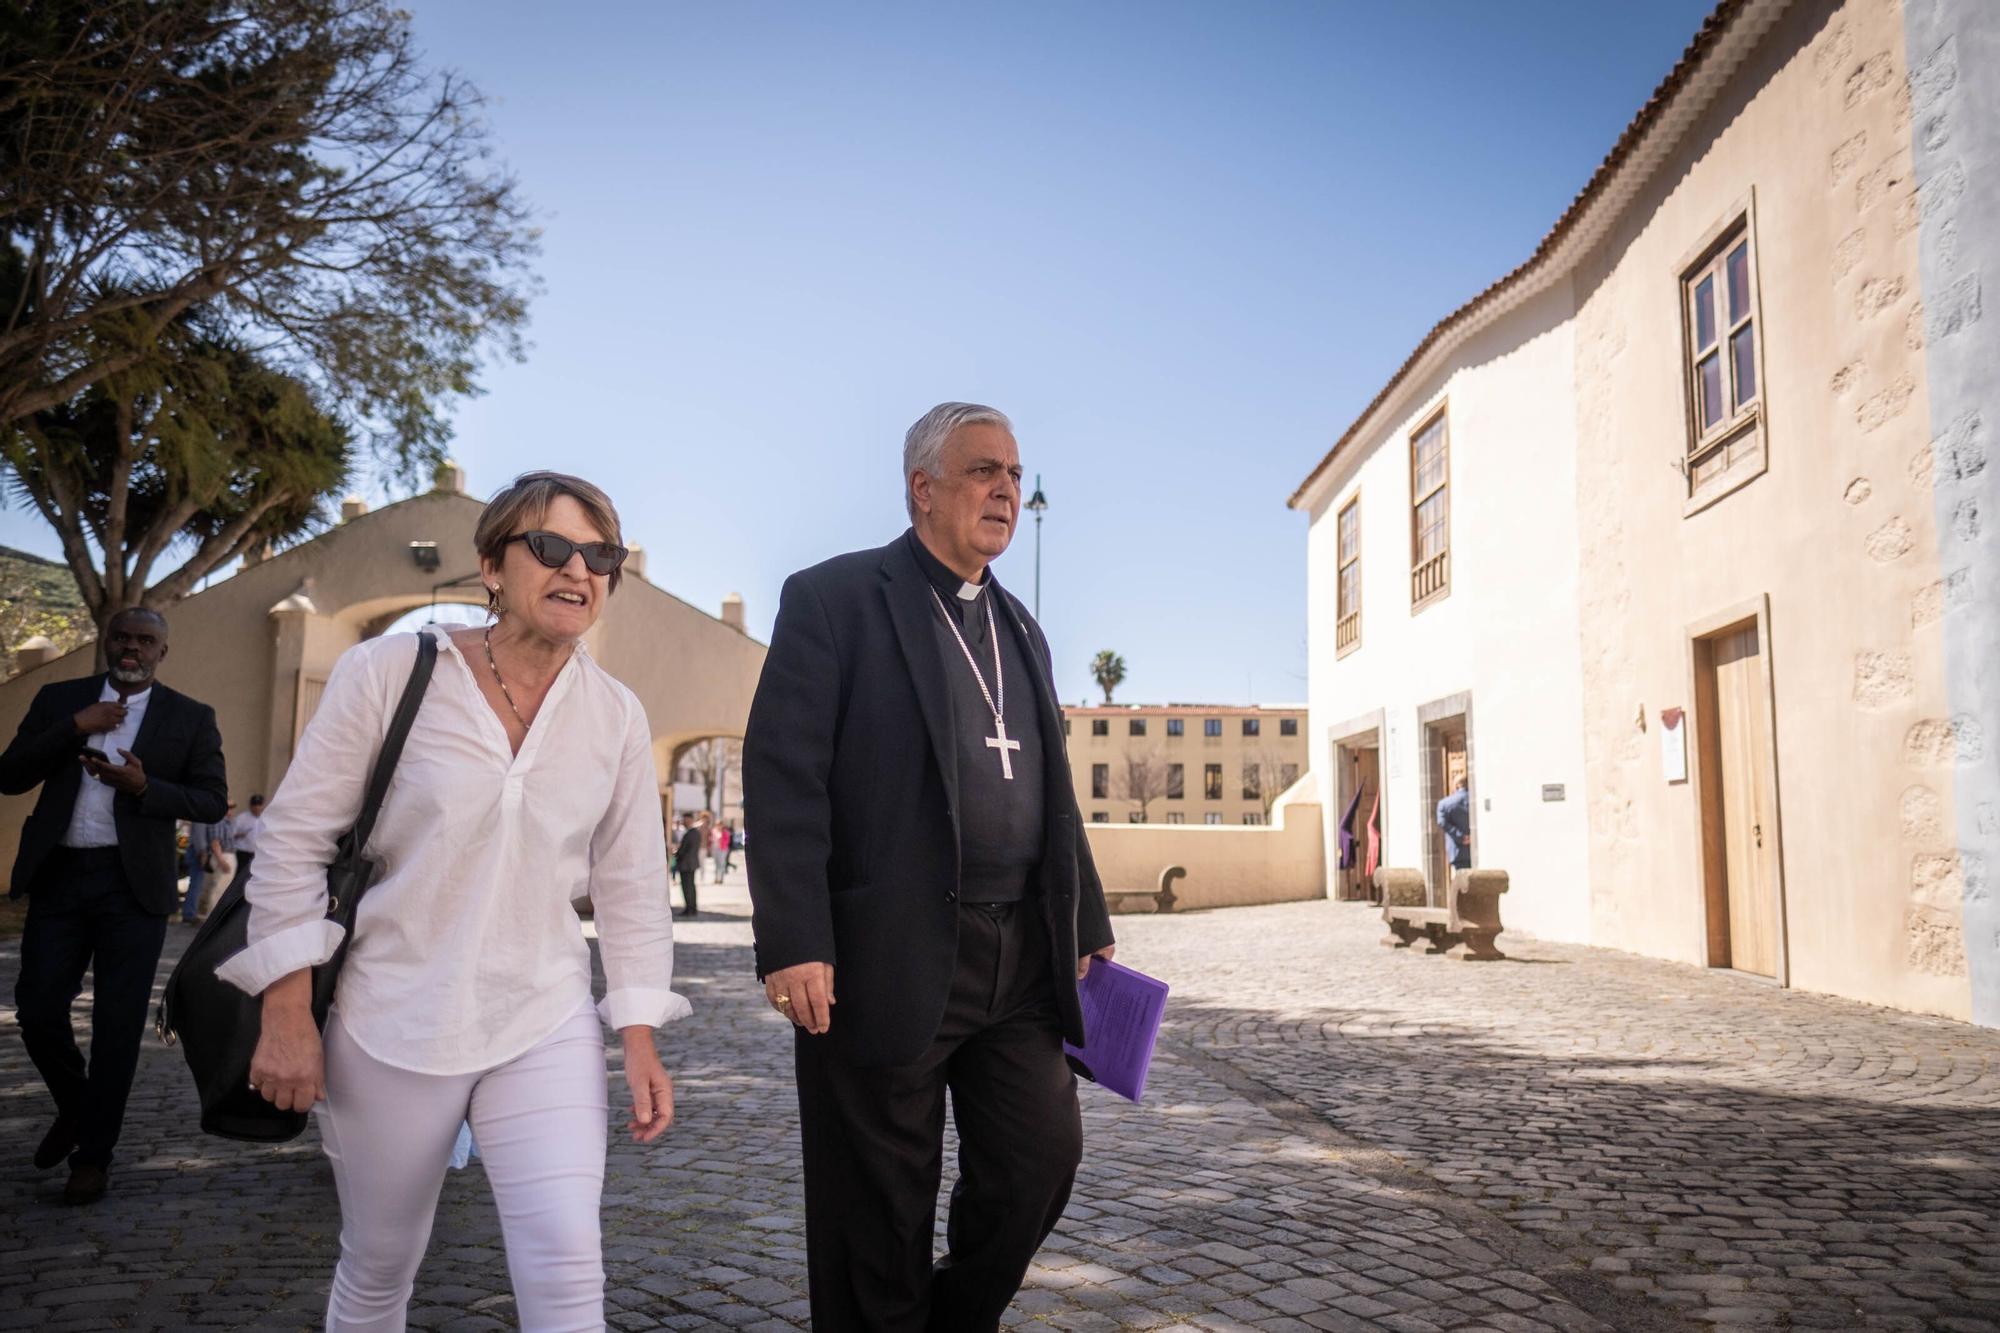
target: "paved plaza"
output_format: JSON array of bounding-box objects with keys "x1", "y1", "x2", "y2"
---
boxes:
[{"x1": 3, "y1": 879, "x2": 1998, "y2": 1331}]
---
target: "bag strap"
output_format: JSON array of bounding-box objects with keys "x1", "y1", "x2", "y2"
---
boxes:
[{"x1": 349, "y1": 632, "x2": 439, "y2": 855}]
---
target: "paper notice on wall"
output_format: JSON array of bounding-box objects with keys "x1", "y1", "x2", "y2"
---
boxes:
[{"x1": 1660, "y1": 707, "x2": 1688, "y2": 784}]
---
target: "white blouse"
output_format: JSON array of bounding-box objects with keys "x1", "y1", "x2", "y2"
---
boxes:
[{"x1": 216, "y1": 627, "x2": 691, "y2": 1074}]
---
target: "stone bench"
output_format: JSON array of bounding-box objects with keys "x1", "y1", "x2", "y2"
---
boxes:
[
  {"x1": 1375, "y1": 866, "x2": 1509, "y2": 960},
  {"x1": 1105, "y1": 865, "x2": 1185, "y2": 915}
]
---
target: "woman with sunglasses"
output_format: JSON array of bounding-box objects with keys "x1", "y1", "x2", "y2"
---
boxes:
[{"x1": 216, "y1": 471, "x2": 687, "y2": 1332}]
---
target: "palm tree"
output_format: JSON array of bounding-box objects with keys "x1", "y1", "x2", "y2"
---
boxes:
[{"x1": 1091, "y1": 651, "x2": 1127, "y2": 703}]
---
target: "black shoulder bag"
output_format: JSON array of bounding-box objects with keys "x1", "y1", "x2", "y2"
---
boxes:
[{"x1": 159, "y1": 632, "x2": 439, "y2": 1142}]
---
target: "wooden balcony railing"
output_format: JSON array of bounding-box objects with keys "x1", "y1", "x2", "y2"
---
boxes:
[
  {"x1": 1335, "y1": 613, "x2": 1361, "y2": 653},
  {"x1": 1411, "y1": 551, "x2": 1449, "y2": 605}
]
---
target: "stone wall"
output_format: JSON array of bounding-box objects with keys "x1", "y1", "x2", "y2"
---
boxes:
[
  {"x1": 1571, "y1": 0, "x2": 1971, "y2": 1018},
  {"x1": 1903, "y1": 0, "x2": 1999, "y2": 1025}
]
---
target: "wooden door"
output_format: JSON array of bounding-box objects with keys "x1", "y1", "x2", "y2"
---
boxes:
[{"x1": 1710, "y1": 625, "x2": 1781, "y2": 976}]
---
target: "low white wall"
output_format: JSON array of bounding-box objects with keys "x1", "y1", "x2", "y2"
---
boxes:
[{"x1": 1082, "y1": 773, "x2": 1325, "y2": 912}]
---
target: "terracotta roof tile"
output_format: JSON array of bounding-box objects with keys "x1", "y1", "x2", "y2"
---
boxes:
[{"x1": 1287, "y1": 0, "x2": 1751, "y2": 509}]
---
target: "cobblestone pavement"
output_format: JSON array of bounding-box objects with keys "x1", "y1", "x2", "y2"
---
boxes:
[{"x1": 3, "y1": 882, "x2": 1998, "y2": 1331}]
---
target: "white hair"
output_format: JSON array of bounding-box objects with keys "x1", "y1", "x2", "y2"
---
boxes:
[{"x1": 903, "y1": 401, "x2": 1012, "y2": 520}]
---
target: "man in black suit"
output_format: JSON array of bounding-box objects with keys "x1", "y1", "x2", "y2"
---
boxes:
[
  {"x1": 1, "y1": 608, "x2": 227, "y2": 1203},
  {"x1": 673, "y1": 812, "x2": 704, "y2": 917},
  {"x1": 745, "y1": 402, "x2": 1114, "y2": 1331}
]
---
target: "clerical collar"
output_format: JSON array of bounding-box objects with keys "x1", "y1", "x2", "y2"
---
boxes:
[{"x1": 905, "y1": 529, "x2": 988, "y2": 605}]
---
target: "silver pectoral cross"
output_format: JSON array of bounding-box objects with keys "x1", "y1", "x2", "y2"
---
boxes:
[{"x1": 986, "y1": 716, "x2": 1022, "y2": 780}]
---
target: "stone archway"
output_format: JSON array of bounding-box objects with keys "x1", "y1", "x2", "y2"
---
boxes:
[{"x1": 0, "y1": 478, "x2": 768, "y2": 878}]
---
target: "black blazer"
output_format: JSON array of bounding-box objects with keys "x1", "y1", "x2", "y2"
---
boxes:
[
  {"x1": 1, "y1": 674, "x2": 229, "y2": 914},
  {"x1": 744, "y1": 535, "x2": 1114, "y2": 1068},
  {"x1": 674, "y1": 826, "x2": 704, "y2": 873}
]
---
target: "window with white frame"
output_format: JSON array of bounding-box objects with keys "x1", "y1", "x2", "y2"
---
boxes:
[
  {"x1": 1336, "y1": 496, "x2": 1361, "y2": 654},
  {"x1": 1681, "y1": 209, "x2": 1766, "y2": 506},
  {"x1": 1410, "y1": 409, "x2": 1449, "y2": 608}
]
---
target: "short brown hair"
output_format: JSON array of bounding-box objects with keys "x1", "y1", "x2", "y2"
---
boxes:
[{"x1": 475, "y1": 471, "x2": 627, "y2": 613}]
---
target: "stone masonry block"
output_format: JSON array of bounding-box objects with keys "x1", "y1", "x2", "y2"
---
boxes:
[
  {"x1": 1899, "y1": 786, "x2": 1942, "y2": 840},
  {"x1": 1830, "y1": 131, "x2": 1868, "y2": 186},
  {"x1": 1925, "y1": 274, "x2": 1981, "y2": 342},
  {"x1": 1853, "y1": 651, "x2": 1915, "y2": 709},
  {"x1": 1843, "y1": 53, "x2": 1896, "y2": 109},
  {"x1": 1933, "y1": 411, "x2": 1986, "y2": 484},
  {"x1": 1834, "y1": 228, "x2": 1867, "y2": 279},
  {"x1": 1911, "y1": 569, "x2": 1971, "y2": 627},
  {"x1": 1902, "y1": 715, "x2": 1984, "y2": 766},
  {"x1": 1909, "y1": 36, "x2": 1960, "y2": 117},
  {"x1": 1865, "y1": 516, "x2": 1915, "y2": 563},
  {"x1": 1856, "y1": 276, "x2": 1906, "y2": 320},
  {"x1": 1856, "y1": 375, "x2": 1915, "y2": 433}
]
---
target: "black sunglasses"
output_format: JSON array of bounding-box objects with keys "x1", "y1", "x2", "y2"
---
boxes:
[{"x1": 504, "y1": 530, "x2": 629, "y2": 576}]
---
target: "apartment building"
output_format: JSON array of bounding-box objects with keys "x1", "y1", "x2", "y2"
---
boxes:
[{"x1": 1063, "y1": 704, "x2": 1308, "y2": 827}]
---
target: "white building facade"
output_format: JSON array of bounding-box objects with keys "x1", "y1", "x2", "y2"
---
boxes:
[{"x1": 1296, "y1": 280, "x2": 1595, "y2": 945}]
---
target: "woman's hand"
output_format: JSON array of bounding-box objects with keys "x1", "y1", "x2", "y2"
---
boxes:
[
  {"x1": 249, "y1": 970, "x2": 324, "y2": 1111},
  {"x1": 621, "y1": 1027, "x2": 674, "y2": 1143}
]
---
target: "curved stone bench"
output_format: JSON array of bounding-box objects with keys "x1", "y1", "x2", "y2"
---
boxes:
[
  {"x1": 1374, "y1": 866, "x2": 1509, "y2": 960},
  {"x1": 1105, "y1": 864, "x2": 1185, "y2": 914}
]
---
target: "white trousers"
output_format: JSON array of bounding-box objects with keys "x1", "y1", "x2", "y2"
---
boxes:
[{"x1": 317, "y1": 1002, "x2": 609, "y2": 1332}]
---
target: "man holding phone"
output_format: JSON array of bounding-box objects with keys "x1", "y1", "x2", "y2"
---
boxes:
[{"x1": 0, "y1": 607, "x2": 227, "y2": 1204}]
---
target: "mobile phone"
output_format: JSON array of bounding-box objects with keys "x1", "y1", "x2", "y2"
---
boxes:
[{"x1": 79, "y1": 746, "x2": 110, "y2": 764}]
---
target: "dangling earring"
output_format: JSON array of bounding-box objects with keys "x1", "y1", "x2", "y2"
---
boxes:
[{"x1": 488, "y1": 584, "x2": 504, "y2": 618}]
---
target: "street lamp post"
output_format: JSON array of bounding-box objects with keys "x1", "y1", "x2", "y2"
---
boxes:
[{"x1": 1024, "y1": 475, "x2": 1048, "y2": 620}]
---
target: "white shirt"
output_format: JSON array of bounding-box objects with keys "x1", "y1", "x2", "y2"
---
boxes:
[
  {"x1": 216, "y1": 628, "x2": 690, "y2": 1074},
  {"x1": 62, "y1": 681, "x2": 152, "y2": 849},
  {"x1": 229, "y1": 811, "x2": 264, "y2": 855}
]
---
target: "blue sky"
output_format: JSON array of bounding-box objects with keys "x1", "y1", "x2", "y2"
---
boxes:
[{"x1": 5, "y1": 0, "x2": 1718, "y2": 705}]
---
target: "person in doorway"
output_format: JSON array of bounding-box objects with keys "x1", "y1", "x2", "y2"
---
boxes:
[
  {"x1": 673, "y1": 812, "x2": 704, "y2": 917},
  {"x1": 1437, "y1": 777, "x2": 1472, "y2": 870},
  {"x1": 180, "y1": 815, "x2": 225, "y2": 924},
  {"x1": 206, "y1": 800, "x2": 237, "y2": 908},
  {"x1": 219, "y1": 470, "x2": 687, "y2": 1330},
  {"x1": 710, "y1": 819, "x2": 732, "y2": 884},
  {"x1": 2, "y1": 607, "x2": 228, "y2": 1204},
  {"x1": 744, "y1": 401, "x2": 1114, "y2": 1330},
  {"x1": 221, "y1": 793, "x2": 265, "y2": 902}
]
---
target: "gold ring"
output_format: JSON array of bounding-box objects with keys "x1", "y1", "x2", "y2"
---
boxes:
[{"x1": 775, "y1": 995, "x2": 791, "y2": 1005}]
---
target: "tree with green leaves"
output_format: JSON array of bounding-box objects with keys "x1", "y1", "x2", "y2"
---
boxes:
[
  {"x1": 1090, "y1": 650, "x2": 1126, "y2": 704},
  {"x1": 4, "y1": 312, "x2": 352, "y2": 660},
  {"x1": 0, "y1": 0, "x2": 537, "y2": 466},
  {"x1": 0, "y1": 544, "x2": 91, "y2": 661}
]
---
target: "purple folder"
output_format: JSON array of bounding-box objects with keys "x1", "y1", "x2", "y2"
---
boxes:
[{"x1": 1063, "y1": 959, "x2": 1169, "y2": 1102}]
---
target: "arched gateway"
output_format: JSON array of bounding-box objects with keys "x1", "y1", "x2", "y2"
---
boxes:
[{"x1": 0, "y1": 470, "x2": 766, "y2": 872}]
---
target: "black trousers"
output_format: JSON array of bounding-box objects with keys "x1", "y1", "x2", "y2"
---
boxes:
[
  {"x1": 677, "y1": 867, "x2": 697, "y2": 914},
  {"x1": 795, "y1": 899, "x2": 1082, "y2": 1332},
  {"x1": 14, "y1": 847, "x2": 169, "y2": 1169}
]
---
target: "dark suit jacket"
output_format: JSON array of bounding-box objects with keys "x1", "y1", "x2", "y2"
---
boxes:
[
  {"x1": 744, "y1": 535, "x2": 1114, "y2": 1068},
  {"x1": 674, "y1": 826, "x2": 704, "y2": 874},
  {"x1": 0, "y1": 674, "x2": 229, "y2": 914}
]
